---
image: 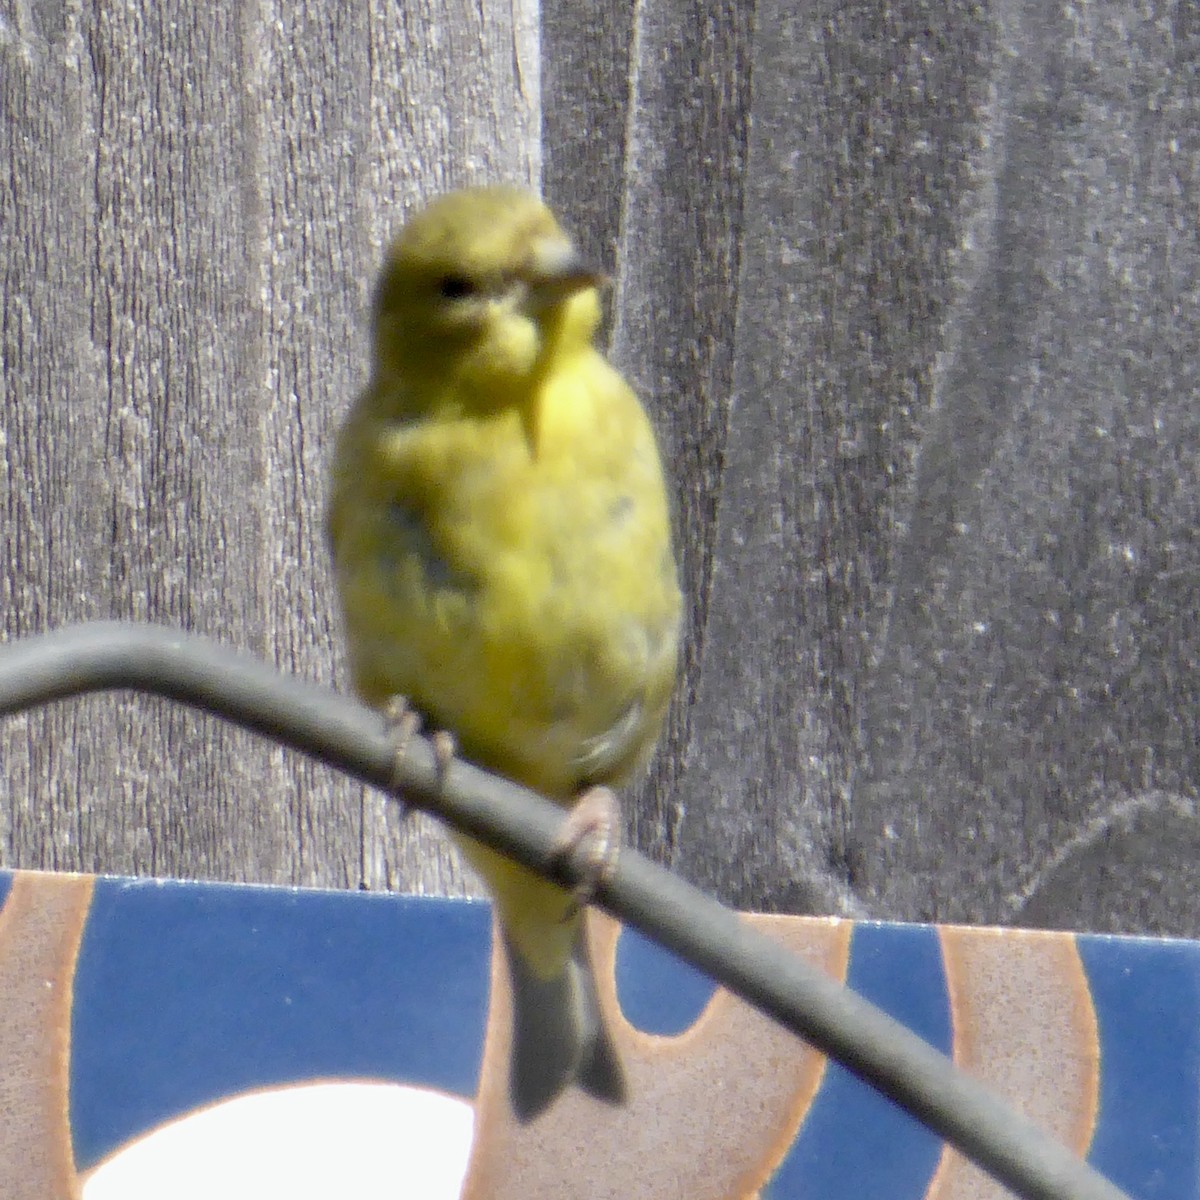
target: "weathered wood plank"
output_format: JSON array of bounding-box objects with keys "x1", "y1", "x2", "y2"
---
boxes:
[
  {"x1": 0, "y1": 0, "x2": 538, "y2": 895},
  {"x1": 5, "y1": 0, "x2": 1200, "y2": 942},
  {"x1": 669, "y1": 0, "x2": 995, "y2": 916},
  {"x1": 853, "y1": 0, "x2": 1200, "y2": 934}
]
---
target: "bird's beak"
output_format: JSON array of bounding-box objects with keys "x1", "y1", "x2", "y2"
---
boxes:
[{"x1": 523, "y1": 239, "x2": 607, "y2": 309}]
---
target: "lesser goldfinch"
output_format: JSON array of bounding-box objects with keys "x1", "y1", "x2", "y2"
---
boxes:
[{"x1": 327, "y1": 186, "x2": 681, "y2": 1119}]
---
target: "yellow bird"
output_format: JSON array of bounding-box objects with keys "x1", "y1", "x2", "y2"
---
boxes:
[{"x1": 327, "y1": 186, "x2": 681, "y2": 1119}]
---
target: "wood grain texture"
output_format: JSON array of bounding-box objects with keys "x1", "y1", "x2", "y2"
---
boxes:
[
  {"x1": 4, "y1": 0, "x2": 1200, "y2": 937},
  {"x1": 0, "y1": 0, "x2": 537, "y2": 895},
  {"x1": 850, "y1": 0, "x2": 1200, "y2": 932}
]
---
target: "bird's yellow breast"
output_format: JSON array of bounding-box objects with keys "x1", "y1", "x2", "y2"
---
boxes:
[{"x1": 328, "y1": 344, "x2": 680, "y2": 800}]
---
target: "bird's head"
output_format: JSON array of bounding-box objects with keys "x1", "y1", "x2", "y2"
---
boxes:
[{"x1": 370, "y1": 186, "x2": 605, "y2": 405}]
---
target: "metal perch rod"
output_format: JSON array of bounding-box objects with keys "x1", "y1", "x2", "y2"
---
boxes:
[{"x1": 0, "y1": 621, "x2": 1132, "y2": 1200}]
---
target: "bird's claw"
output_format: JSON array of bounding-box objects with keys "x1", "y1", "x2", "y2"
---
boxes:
[
  {"x1": 551, "y1": 786, "x2": 622, "y2": 915},
  {"x1": 385, "y1": 698, "x2": 457, "y2": 803},
  {"x1": 385, "y1": 696, "x2": 423, "y2": 751},
  {"x1": 384, "y1": 696, "x2": 424, "y2": 816},
  {"x1": 431, "y1": 729, "x2": 457, "y2": 787}
]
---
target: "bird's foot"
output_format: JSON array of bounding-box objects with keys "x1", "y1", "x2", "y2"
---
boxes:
[
  {"x1": 551, "y1": 786, "x2": 622, "y2": 913},
  {"x1": 384, "y1": 698, "x2": 457, "y2": 804},
  {"x1": 383, "y1": 696, "x2": 424, "y2": 817},
  {"x1": 431, "y1": 729, "x2": 457, "y2": 787},
  {"x1": 386, "y1": 700, "x2": 456, "y2": 820},
  {"x1": 384, "y1": 696, "x2": 422, "y2": 749}
]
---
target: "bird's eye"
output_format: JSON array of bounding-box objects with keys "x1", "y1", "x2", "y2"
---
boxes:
[{"x1": 437, "y1": 275, "x2": 477, "y2": 300}]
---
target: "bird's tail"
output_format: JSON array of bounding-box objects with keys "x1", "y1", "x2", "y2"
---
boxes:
[{"x1": 504, "y1": 923, "x2": 626, "y2": 1122}]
